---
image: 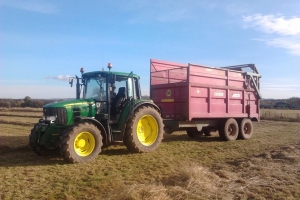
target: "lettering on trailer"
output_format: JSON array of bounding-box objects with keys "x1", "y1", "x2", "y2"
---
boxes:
[
  {"x1": 232, "y1": 93, "x2": 241, "y2": 98},
  {"x1": 214, "y1": 92, "x2": 224, "y2": 97}
]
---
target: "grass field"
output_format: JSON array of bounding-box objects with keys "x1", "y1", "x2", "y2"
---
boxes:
[
  {"x1": 0, "y1": 109, "x2": 299, "y2": 199},
  {"x1": 260, "y1": 109, "x2": 300, "y2": 122}
]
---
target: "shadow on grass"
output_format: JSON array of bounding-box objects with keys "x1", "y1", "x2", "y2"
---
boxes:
[
  {"x1": 0, "y1": 133, "x2": 223, "y2": 167},
  {"x1": 0, "y1": 136, "x2": 133, "y2": 167},
  {"x1": 163, "y1": 133, "x2": 222, "y2": 143}
]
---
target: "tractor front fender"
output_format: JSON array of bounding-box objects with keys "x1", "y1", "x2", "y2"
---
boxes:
[{"x1": 74, "y1": 116, "x2": 108, "y2": 145}]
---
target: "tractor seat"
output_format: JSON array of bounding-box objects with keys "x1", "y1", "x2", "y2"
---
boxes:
[{"x1": 115, "y1": 87, "x2": 126, "y2": 109}]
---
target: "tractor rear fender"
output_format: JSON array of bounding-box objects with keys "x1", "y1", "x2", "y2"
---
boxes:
[
  {"x1": 74, "y1": 116, "x2": 108, "y2": 146},
  {"x1": 118, "y1": 100, "x2": 161, "y2": 132}
]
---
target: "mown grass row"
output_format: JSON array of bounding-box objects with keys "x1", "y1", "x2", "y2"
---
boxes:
[{"x1": 0, "y1": 107, "x2": 42, "y2": 112}]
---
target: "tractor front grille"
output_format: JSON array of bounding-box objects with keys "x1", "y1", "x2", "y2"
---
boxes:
[{"x1": 43, "y1": 107, "x2": 67, "y2": 125}]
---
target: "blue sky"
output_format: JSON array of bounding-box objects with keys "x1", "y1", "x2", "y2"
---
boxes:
[{"x1": 0, "y1": 0, "x2": 299, "y2": 99}]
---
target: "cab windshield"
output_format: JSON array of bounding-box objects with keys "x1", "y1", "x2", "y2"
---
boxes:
[{"x1": 84, "y1": 76, "x2": 107, "y2": 101}]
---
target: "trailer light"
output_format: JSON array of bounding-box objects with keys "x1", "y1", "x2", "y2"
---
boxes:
[{"x1": 43, "y1": 115, "x2": 57, "y2": 122}]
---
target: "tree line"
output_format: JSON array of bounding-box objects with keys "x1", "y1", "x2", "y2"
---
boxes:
[
  {"x1": 0, "y1": 96, "x2": 59, "y2": 108},
  {"x1": 3, "y1": 96, "x2": 297, "y2": 109},
  {"x1": 0, "y1": 95, "x2": 151, "y2": 108}
]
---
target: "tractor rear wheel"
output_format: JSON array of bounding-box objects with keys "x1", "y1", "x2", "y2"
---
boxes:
[
  {"x1": 124, "y1": 106, "x2": 164, "y2": 153},
  {"x1": 238, "y1": 118, "x2": 253, "y2": 139},
  {"x1": 59, "y1": 122, "x2": 102, "y2": 163},
  {"x1": 219, "y1": 118, "x2": 239, "y2": 141}
]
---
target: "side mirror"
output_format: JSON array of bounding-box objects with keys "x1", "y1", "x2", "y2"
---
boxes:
[
  {"x1": 69, "y1": 78, "x2": 74, "y2": 87},
  {"x1": 108, "y1": 74, "x2": 116, "y2": 83}
]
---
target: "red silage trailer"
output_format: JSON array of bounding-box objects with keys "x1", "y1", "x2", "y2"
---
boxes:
[{"x1": 150, "y1": 59, "x2": 261, "y2": 140}]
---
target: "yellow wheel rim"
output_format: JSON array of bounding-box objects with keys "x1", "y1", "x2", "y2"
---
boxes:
[
  {"x1": 74, "y1": 132, "x2": 95, "y2": 157},
  {"x1": 136, "y1": 115, "x2": 158, "y2": 146}
]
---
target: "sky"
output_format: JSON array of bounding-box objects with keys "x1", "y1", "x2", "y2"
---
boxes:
[{"x1": 0, "y1": 0, "x2": 299, "y2": 99}]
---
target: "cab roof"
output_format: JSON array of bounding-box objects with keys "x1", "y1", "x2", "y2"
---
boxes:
[{"x1": 82, "y1": 71, "x2": 139, "y2": 79}]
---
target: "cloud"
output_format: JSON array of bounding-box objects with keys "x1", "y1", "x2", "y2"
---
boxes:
[
  {"x1": 45, "y1": 75, "x2": 71, "y2": 81},
  {"x1": 243, "y1": 14, "x2": 300, "y2": 35},
  {"x1": 254, "y1": 36, "x2": 300, "y2": 56},
  {"x1": 243, "y1": 14, "x2": 300, "y2": 56},
  {"x1": 0, "y1": 0, "x2": 58, "y2": 14}
]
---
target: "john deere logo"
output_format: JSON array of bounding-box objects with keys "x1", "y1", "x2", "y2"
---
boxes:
[{"x1": 166, "y1": 89, "x2": 171, "y2": 97}]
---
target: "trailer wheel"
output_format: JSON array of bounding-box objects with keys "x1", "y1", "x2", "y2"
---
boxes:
[
  {"x1": 238, "y1": 118, "x2": 253, "y2": 140},
  {"x1": 124, "y1": 106, "x2": 164, "y2": 153},
  {"x1": 219, "y1": 118, "x2": 239, "y2": 141},
  {"x1": 59, "y1": 122, "x2": 102, "y2": 163}
]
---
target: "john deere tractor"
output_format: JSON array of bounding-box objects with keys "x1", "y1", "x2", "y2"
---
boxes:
[{"x1": 29, "y1": 64, "x2": 164, "y2": 163}]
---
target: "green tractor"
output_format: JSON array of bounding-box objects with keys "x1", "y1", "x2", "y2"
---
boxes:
[{"x1": 29, "y1": 64, "x2": 164, "y2": 163}]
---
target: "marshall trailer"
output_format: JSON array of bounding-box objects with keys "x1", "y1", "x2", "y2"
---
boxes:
[{"x1": 150, "y1": 59, "x2": 261, "y2": 139}]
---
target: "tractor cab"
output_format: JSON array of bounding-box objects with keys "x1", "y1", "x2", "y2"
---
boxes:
[
  {"x1": 68, "y1": 64, "x2": 143, "y2": 142},
  {"x1": 69, "y1": 64, "x2": 141, "y2": 121}
]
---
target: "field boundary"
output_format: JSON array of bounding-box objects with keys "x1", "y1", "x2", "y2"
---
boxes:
[
  {"x1": 0, "y1": 119, "x2": 35, "y2": 126},
  {"x1": 0, "y1": 114, "x2": 41, "y2": 118}
]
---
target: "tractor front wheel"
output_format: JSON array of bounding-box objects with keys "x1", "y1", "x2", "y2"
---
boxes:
[
  {"x1": 29, "y1": 126, "x2": 58, "y2": 156},
  {"x1": 124, "y1": 106, "x2": 164, "y2": 153},
  {"x1": 59, "y1": 122, "x2": 102, "y2": 163}
]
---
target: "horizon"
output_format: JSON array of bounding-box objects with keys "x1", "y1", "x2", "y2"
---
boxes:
[{"x1": 1, "y1": 0, "x2": 299, "y2": 99}]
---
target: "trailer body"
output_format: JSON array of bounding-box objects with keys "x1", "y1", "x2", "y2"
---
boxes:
[{"x1": 150, "y1": 59, "x2": 261, "y2": 138}]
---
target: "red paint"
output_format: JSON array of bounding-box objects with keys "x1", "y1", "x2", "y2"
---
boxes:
[{"x1": 150, "y1": 59, "x2": 260, "y2": 121}]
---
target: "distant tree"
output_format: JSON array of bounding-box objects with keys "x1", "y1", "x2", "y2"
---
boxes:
[
  {"x1": 0, "y1": 99, "x2": 10, "y2": 108},
  {"x1": 21, "y1": 96, "x2": 34, "y2": 107},
  {"x1": 141, "y1": 95, "x2": 150, "y2": 100}
]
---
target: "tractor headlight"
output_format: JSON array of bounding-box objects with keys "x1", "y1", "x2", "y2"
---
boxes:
[{"x1": 43, "y1": 115, "x2": 57, "y2": 122}]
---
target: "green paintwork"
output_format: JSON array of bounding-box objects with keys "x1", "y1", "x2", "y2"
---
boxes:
[
  {"x1": 30, "y1": 98, "x2": 98, "y2": 149},
  {"x1": 44, "y1": 98, "x2": 96, "y2": 125},
  {"x1": 29, "y1": 69, "x2": 152, "y2": 152},
  {"x1": 117, "y1": 99, "x2": 155, "y2": 131}
]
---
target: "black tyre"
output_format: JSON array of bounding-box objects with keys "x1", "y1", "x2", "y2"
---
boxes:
[
  {"x1": 203, "y1": 127, "x2": 212, "y2": 136},
  {"x1": 124, "y1": 106, "x2": 164, "y2": 153},
  {"x1": 164, "y1": 126, "x2": 173, "y2": 134},
  {"x1": 186, "y1": 128, "x2": 202, "y2": 138},
  {"x1": 29, "y1": 126, "x2": 58, "y2": 156},
  {"x1": 59, "y1": 122, "x2": 103, "y2": 163},
  {"x1": 238, "y1": 118, "x2": 253, "y2": 140},
  {"x1": 219, "y1": 118, "x2": 239, "y2": 141}
]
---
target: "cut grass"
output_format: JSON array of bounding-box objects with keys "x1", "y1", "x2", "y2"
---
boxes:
[
  {"x1": 0, "y1": 121, "x2": 299, "y2": 199},
  {"x1": 0, "y1": 116, "x2": 39, "y2": 127},
  {"x1": 0, "y1": 107, "x2": 42, "y2": 112},
  {"x1": 261, "y1": 109, "x2": 300, "y2": 122}
]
